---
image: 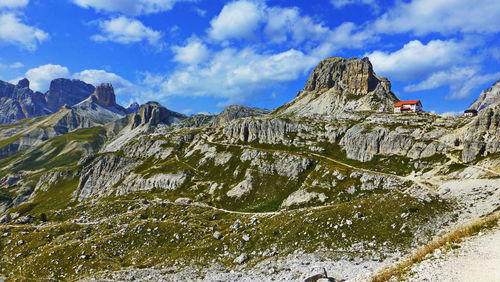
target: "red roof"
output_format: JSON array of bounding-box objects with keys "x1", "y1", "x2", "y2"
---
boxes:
[{"x1": 394, "y1": 100, "x2": 421, "y2": 107}]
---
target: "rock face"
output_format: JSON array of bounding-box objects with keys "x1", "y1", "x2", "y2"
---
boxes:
[
  {"x1": 45, "y1": 79, "x2": 95, "y2": 112},
  {"x1": 72, "y1": 84, "x2": 128, "y2": 124},
  {"x1": 90, "y1": 83, "x2": 117, "y2": 107},
  {"x1": 275, "y1": 57, "x2": 399, "y2": 116},
  {"x1": 212, "y1": 105, "x2": 269, "y2": 127},
  {"x1": 126, "y1": 102, "x2": 140, "y2": 114},
  {"x1": 461, "y1": 104, "x2": 500, "y2": 162},
  {"x1": 469, "y1": 79, "x2": 500, "y2": 111},
  {"x1": 131, "y1": 102, "x2": 186, "y2": 129},
  {"x1": 0, "y1": 78, "x2": 95, "y2": 124},
  {"x1": 0, "y1": 79, "x2": 50, "y2": 124}
]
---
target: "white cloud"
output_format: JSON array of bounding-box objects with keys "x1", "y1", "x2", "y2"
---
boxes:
[
  {"x1": 366, "y1": 39, "x2": 469, "y2": 81},
  {"x1": 0, "y1": 0, "x2": 29, "y2": 9},
  {"x1": 73, "y1": 69, "x2": 134, "y2": 92},
  {"x1": 19, "y1": 64, "x2": 134, "y2": 97},
  {"x1": 172, "y1": 37, "x2": 209, "y2": 65},
  {"x1": 404, "y1": 67, "x2": 500, "y2": 99},
  {"x1": 0, "y1": 61, "x2": 23, "y2": 69},
  {"x1": 0, "y1": 13, "x2": 49, "y2": 50},
  {"x1": 71, "y1": 0, "x2": 195, "y2": 16},
  {"x1": 330, "y1": 0, "x2": 378, "y2": 10},
  {"x1": 374, "y1": 0, "x2": 500, "y2": 35},
  {"x1": 208, "y1": 0, "x2": 264, "y2": 41},
  {"x1": 25, "y1": 64, "x2": 70, "y2": 92},
  {"x1": 264, "y1": 7, "x2": 330, "y2": 45},
  {"x1": 160, "y1": 46, "x2": 327, "y2": 105},
  {"x1": 91, "y1": 16, "x2": 163, "y2": 48}
]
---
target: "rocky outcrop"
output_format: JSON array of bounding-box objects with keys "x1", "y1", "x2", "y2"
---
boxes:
[
  {"x1": 274, "y1": 57, "x2": 399, "y2": 116},
  {"x1": 0, "y1": 79, "x2": 51, "y2": 124},
  {"x1": 469, "y1": 79, "x2": 500, "y2": 111},
  {"x1": 131, "y1": 102, "x2": 185, "y2": 129},
  {"x1": 126, "y1": 102, "x2": 140, "y2": 114},
  {"x1": 461, "y1": 105, "x2": 500, "y2": 162},
  {"x1": 212, "y1": 105, "x2": 269, "y2": 127},
  {"x1": 72, "y1": 84, "x2": 128, "y2": 124},
  {"x1": 45, "y1": 78, "x2": 95, "y2": 112},
  {"x1": 90, "y1": 83, "x2": 118, "y2": 107}
]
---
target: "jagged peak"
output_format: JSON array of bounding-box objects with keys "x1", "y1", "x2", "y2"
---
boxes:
[
  {"x1": 17, "y1": 78, "x2": 30, "y2": 89},
  {"x1": 274, "y1": 56, "x2": 399, "y2": 116},
  {"x1": 469, "y1": 79, "x2": 500, "y2": 111},
  {"x1": 91, "y1": 83, "x2": 117, "y2": 107},
  {"x1": 130, "y1": 101, "x2": 186, "y2": 128}
]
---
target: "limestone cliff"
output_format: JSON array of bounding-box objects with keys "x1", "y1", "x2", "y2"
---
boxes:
[
  {"x1": 274, "y1": 57, "x2": 399, "y2": 116},
  {"x1": 469, "y1": 79, "x2": 500, "y2": 111}
]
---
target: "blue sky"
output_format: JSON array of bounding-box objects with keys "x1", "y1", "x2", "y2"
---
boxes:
[{"x1": 0, "y1": 0, "x2": 499, "y2": 115}]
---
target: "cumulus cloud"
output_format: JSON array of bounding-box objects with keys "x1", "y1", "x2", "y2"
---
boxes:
[
  {"x1": 208, "y1": 0, "x2": 264, "y2": 41},
  {"x1": 153, "y1": 0, "x2": 377, "y2": 105},
  {"x1": 25, "y1": 64, "x2": 70, "y2": 92},
  {"x1": 19, "y1": 64, "x2": 134, "y2": 96},
  {"x1": 91, "y1": 16, "x2": 163, "y2": 48},
  {"x1": 71, "y1": 0, "x2": 195, "y2": 16},
  {"x1": 264, "y1": 7, "x2": 330, "y2": 45},
  {"x1": 73, "y1": 69, "x2": 134, "y2": 91},
  {"x1": 366, "y1": 39, "x2": 470, "y2": 81},
  {"x1": 0, "y1": 0, "x2": 29, "y2": 9},
  {"x1": 405, "y1": 67, "x2": 500, "y2": 99},
  {"x1": 374, "y1": 0, "x2": 500, "y2": 35},
  {"x1": 160, "y1": 46, "x2": 328, "y2": 105},
  {"x1": 172, "y1": 37, "x2": 209, "y2": 65},
  {"x1": 0, "y1": 13, "x2": 49, "y2": 50}
]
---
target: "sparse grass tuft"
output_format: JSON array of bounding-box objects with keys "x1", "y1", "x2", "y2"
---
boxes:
[{"x1": 371, "y1": 213, "x2": 499, "y2": 282}]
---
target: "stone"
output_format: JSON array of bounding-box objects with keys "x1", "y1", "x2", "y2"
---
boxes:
[
  {"x1": 174, "y1": 197, "x2": 192, "y2": 205},
  {"x1": 233, "y1": 253, "x2": 248, "y2": 264},
  {"x1": 0, "y1": 213, "x2": 11, "y2": 223},
  {"x1": 213, "y1": 231, "x2": 223, "y2": 240}
]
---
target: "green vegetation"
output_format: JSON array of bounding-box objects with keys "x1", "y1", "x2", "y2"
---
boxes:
[{"x1": 0, "y1": 190, "x2": 451, "y2": 281}]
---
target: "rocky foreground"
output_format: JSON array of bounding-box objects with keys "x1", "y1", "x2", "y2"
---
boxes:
[{"x1": 0, "y1": 57, "x2": 498, "y2": 281}]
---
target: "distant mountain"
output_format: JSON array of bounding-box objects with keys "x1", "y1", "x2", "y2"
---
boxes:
[
  {"x1": 274, "y1": 57, "x2": 399, "y2": 117},
  {"x1": 0, "y1": 78, "x2": 95, "y2": 124},
  {"x1": 0, "y1": 79, "x2": 51, "y2": 124},
  {"x1": 469, "y1": 79, "x2": 500, "y2": 111},
  {"x1": 72, "y1": 83, "x2": 128, "y2": 124},
  {"x1": 45, "y1": 78, "x2": 96, "y2": 112}
]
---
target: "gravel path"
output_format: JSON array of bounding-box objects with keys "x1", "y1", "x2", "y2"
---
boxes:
[{"x1": 406, "y1": 227, "x2": 500, "y2": 282}]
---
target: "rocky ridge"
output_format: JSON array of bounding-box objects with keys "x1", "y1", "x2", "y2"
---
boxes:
[{"x1": 469, "y1": 79, "x2": 500, "y2": 111}]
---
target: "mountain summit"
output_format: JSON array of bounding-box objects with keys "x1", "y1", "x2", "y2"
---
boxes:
[
  {"x1": 274, "y1": 57, "x2": 399, "y2": 116},
  {"x1": 469, "y1": 79, "x2": 500, "y2": 111}
]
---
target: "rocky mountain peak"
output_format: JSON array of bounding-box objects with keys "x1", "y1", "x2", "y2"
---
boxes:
[
  {"x1": 274, "y1": 57, "x2": 399, "y2": 116},
  {"x1": 126, "y1": 102, "x2": 140, "y2": 114},
  {"x1": 212, "y1": 105, "x2": 270, "y2": 127},
  {"x1": 304, "y1": 57, "x2": 389, "y2": 94},
  {"x1": 469, "y1": 79, "x2": 500, "y2": 111},
  {"x1": 91, "y1": 83, "x2": 117, "y2": 107},
  {"x1": 131, "y1": 102, "x2": 186, "y2": 129},
  {"x1": 17, "y1": 78, "x2": 30, "y2": 89},
  {"x1": 45, "y1": 78, "x2": 95, "y2": 112}
]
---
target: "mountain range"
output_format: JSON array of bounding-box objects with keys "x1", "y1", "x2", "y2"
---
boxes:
[{"x1": 0, "y1": 57, "x2": 498, "y2": 281}]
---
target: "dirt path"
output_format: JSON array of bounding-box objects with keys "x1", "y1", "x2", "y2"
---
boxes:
[{"x1": 406, "y1": 227, "x2": 500, "y2": 282}]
